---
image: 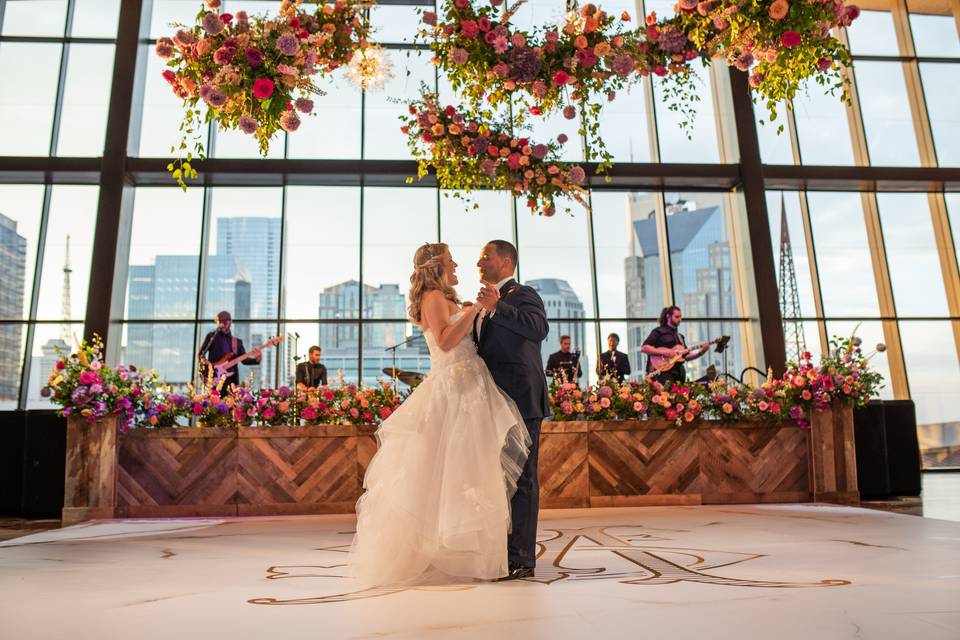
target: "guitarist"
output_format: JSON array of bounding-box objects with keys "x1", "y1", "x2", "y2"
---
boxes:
[
  {"x1": 641, "y1": 306, "x2": 708, "y2": 387},
  {"x1": 197, "y1": 311, "x2": 261, "y2": 389}
]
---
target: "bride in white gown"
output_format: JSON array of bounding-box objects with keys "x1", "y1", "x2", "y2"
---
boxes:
[{"x1": 349, "y1": 242, "x2": 531, "y2": 586}]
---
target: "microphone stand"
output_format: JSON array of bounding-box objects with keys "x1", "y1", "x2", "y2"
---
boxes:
[{"x1": 289, "y1": 332, "x2": 300, "y2": 426}]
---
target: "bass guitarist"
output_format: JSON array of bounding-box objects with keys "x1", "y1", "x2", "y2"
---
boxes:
[
  {"x1": 197, "y1": 311, "x2": 262, "y2": 389},
  {"x1": 641, "y1": 305, "x2": 708, "y2": 387}
]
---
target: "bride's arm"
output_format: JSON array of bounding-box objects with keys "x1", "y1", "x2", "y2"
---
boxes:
[{"x1": 421, "y1": 291, "x2": 480, "y2": 352}]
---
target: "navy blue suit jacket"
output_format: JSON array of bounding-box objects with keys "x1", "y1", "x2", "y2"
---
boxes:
[{"x1": 474, "y1": 279, "x2": 551, "y2": 421}]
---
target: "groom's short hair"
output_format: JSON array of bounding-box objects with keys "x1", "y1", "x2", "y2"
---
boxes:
[{"x1": 488, "y1": 240, "x2": 518, "y2": 266}]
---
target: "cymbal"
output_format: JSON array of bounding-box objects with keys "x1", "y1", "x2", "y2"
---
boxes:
[
  {"x1": 382, "y1": 367, "x2": 404, "y2": 378},
  {"x1": 398, "y1": 371, "x2": 425, "y2": 387}
]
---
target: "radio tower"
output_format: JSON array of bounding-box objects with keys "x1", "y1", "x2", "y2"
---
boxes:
[
  {"x1": 777, "y1": 196, "x2": 806, "y2": 363},
  {"x1": 60, "y1": 235, "x2": 72, "y2": 345}
]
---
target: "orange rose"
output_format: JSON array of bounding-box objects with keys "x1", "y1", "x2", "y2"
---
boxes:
[{"x1": 574, "y1": 35, "x2": 588, "y2": 49}]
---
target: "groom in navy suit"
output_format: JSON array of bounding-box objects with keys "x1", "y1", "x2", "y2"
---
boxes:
[{"x1": 474, "y1": 240, "x2": 550, "y2": 581}]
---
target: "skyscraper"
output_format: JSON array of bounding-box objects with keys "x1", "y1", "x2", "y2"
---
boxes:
[
  {"x1": 125, "y1": 255, "x2": 251, "y2": 384},
  {"x1": 314, "y1": 280, "x2": 429, "y2": 385},
  {"x1": 213, "y1": 217, "x2": 283, "y2": 387},
  {"x1": 0, "y1": 214, "x2": 27, "y2": 404},
  {"x1": 625, "y1": 195, "x2": 742, "y2": 380},
  {"x1": 527, "y1": 278, "x2": 587, "y2": 374}
]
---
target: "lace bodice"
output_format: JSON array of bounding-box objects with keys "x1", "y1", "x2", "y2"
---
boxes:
[{"x1": 422, "y1": 311, "x2": 478, "y2": 371}]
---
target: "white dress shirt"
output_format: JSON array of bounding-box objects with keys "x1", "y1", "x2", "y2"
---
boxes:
[{"x1": 476, "y1": 276, "x2": 514, "y2": 338}]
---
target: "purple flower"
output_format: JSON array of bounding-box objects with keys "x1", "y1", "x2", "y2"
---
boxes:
[
  {"x1": 562, "y1": 105, "x2": 576, "y2": 119},
  {"x1": 276, "y1": 33, "x2": 300, "y2": 56},
  {"x1": 480, "y1": 158, "x2": 496, "y2": 176},
  {"x1": 557, "y1": 133, "x2": 568, "y2": 144},
  {"x1": 202, "y1": 12, "x2": 225, "y2": 35},
  {"x1": 569, "y1": 165, "x2": 586, "y2": 184},
  {"x1": 280, "y1": 110, "x2": 301, "y2": 132},
  {"x1": 657, "y1": 27, "x2": 688, "y2": 54},
  {"x1": 204, "y1": 85, "x2": 227, "y2": 107},
  {"x1": 245, "y1": 47, "x2": 264, "y2": 67},
  {"x1": 611, "y1": 54, "x2": 634, "y2": 77},
  {"x1": 294, "y1": 97, "x2": 314, "y2": 114},
  {"x1": 213, "y1": 46, "x2": 236, "y2": 65},
  {"x1": 199, "y1": 83, "x2": 213, "y2": 102},
  {"x1": 507, "y1": 46, "x2": 542, "y2": 83},
  {"x1": 238, "y1": 115, "x2": 258, "y2": 134},
  {"x1": 473, "y1": 136, "x2": 490, "y2": 155},
  {"x1": 155, "y1": 37, "x2": 175, "y2": 58}
]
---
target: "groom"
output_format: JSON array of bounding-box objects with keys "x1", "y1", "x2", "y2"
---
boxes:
[{"x1": 474, "y1": 240, "x2": 550, "y2": 581}]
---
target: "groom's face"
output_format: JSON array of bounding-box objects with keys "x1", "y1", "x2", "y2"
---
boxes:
[{"x1": 477, "y1": 243, "x2": 508, "y2": 283}]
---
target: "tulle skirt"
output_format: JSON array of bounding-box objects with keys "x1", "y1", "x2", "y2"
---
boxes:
[{"x1": 349, "y1": 354, "x2": 531, "y2": 586}]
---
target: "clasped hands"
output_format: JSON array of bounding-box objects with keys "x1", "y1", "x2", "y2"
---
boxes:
[{"x1": 476, "y1": 281, "x2": 500, "y2": 313}]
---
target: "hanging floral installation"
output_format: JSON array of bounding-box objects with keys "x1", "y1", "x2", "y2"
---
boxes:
[
  {"x1": 157, "y1": 0, "x2": 372, "y2": 188},
  {"x1": 158, "y1": 0, "x2": 860, "y2": 208},
  {"x1": 402, "y1": 91, "x2": 589, "y2": 215},
  {"x1": 405, "y1": 0, "x2": 860, "y2": 213}
]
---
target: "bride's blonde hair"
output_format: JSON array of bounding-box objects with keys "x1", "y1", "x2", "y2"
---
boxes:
[{"x1": 408, "y1": 243, "x2": 460, "y2": 324}]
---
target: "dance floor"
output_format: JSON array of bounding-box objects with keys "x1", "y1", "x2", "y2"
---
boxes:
[{"x1": 2, "y1": 505, "x2": 958, "y2": 639}]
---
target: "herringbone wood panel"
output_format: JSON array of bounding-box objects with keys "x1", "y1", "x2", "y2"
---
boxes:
[
  {"x1": 118, "y1": 433, "x2": 237, "y2": 506},
  {"x1": 538, "y1": 432, "x2": 589, "y2": 506},
  {"x1": 588, "y1": 429, "x2": 700, "y2": 496},
  {"x1": 237, "y1": 436, "x2": 361, "y2": 505},
  {"x1": 699, "y1": 427, "x2": 808, "y2": 494}
]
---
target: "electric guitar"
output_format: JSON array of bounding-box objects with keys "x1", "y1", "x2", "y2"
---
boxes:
[
  {"x1": 645, "y1": 335, "x2": 730, "y2": 381},
  {"x1": 202, "y1": 335, "x2": 282, "y2": 380}
]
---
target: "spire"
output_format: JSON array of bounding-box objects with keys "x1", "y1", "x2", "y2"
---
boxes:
[
  {"x1": 777, "y1": 195, "x2": 806, "y2": 363},
  {"x1": 61, "y1": 235, "x2": 72, "y2": 344}
]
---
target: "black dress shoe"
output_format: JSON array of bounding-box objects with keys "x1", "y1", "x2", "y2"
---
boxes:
[{"x1": 496, "y1": 566, "x2": 535, "y2": 581}]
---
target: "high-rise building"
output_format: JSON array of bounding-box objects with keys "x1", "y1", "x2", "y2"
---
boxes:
[
  {"x1": 313, "y1": 280, "x2": 429, "y2": 386},
  {"x1": 527, "y1": 278, "x2": 587, "y2": 375},
  {"x1": 125, "y1": 255, "x2": 251, "y2": 384},
  {"x1": 214, "y1": 217, "x2": 283, "y2": 387},
  {"x1": 625, "y1": 195, "x2": 742, "y2": 380},
  {"x1": 0, "y1": 214, "x2": 27, "y2": 404}
]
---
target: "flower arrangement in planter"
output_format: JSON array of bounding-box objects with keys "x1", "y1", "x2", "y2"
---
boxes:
[
  {"x1": 401, "y1": 91, "x2": 589, "y2": 215},
  {"x1": 157, "y1": 0, "x2": 372, "y2": 187},
  {"x1": 44, "y1": 335, "x2": 156, "y2": 432},
  {"x1": 548, "y1": 332, "x2": 883, "y2": 426}
]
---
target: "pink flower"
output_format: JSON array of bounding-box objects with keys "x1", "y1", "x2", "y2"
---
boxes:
[
  {"x1": 460, "y1": 19, "x2": 479, "y2": 37},
  {"x1": 492, "y1": 62, "x2": 510, "y2": 77},
  {"x1": 491, "y1": 35, "x2": 508, "y2": 53},
  {"x1": 841, "y1": 4, "x2": 861, "y2": 26},
  {"x1": 816, "y1": 56, "x2": 833, "y2": 72},
  {"x1": 611, "y1": 54, "x2": 634, "y2": 77},
  {"x1": 511, "y1": 32, "x2": 526, "y2": 47},
  {"x1": 480, "y1": 158, "x2": 496, "y2": 175},
  {"x1": 280, "y1": 110, "x2": 301, "y2": 132},
  {"x1": 768, "y1": 0, "x2": 789, "y2": 20},
  {"x1": 205, "y1": 0, "x2": 221, "y2": 8},
  {"x1": 213, "y1": 45, "x2": 236, "y2": 64},
  {"x1": 531, "y1": 80, "x2": 548, "y2": 97},
  {"x1": 557, "y1": 133, "x2": 568, "y2": 144},
  {"x1": 562, "y1": 105, "x2": 576, "y2": 119},
  {"x1": 378, "y1": 407, "x2": 393, "y2": 420},
  {"x1": 155, "y1": 37, "x2": 175, "y2": 58},
  {"x1": 173, "y1": 29, "x2": 196, "y2": 47},
  {"x1": 780, "y1": 31, "x2": 802, "y2": 47},
  {"x1": 569, "y1": 165, "x2": 586, "y2": 183},
  {"x1": 552, "y1": 70, "x2": 571, "y2": 85},
  {"x1": 238, "y1": 115, "x2": 257, "y2": 134},
  {"x1": 422, "y1": 11, "x2": 437, "y2": 25},
  {"x1": 220, "y1": 12, "x2": 233, "y2": 23},
  {"x1": 507, "y1": 153, "x2": 522, "y2": 170},
  {"x1": 478, "y1": 17, "x2": 492, "y2": 32},
  {"x1": 531, "y1": 144, "x2": 548, "y2": 159},
  {"x1": 455, "y1": 0, "x2": 469, "y2": 7},
  {"x1": 204, "y1": 85, "x2": 227, "y2": 107},
  {"x1": 349, "y1": 407, "x2": 360, "y2": 419},
  {"x1": 734, "y1": 52, "x2": 754, "y2": 71},
  {"x1": 295, "y1": 97, "x2": 314, "y2": 113},
  {"x1": 576, "y1": 48, "x2": 597, "y2": 68},
  {"x1": 202, "y1": 12, "x2": 225, "y2": 35},
  {"x1": 450, "y1": 47, "x2": 470, "y2": 64},
  {"x1": 749, "y1": 73, "x2": 763, "y2": 88},
  {"x1": 162, "y1": 69, "x2": 177, "y2": 84},
  {"x1": 252, "y1": 78, "x2": 275, "y2": 99}
]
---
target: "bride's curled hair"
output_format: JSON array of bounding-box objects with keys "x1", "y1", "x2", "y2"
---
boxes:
[{"x1": 408, "y1": 243, "x2": 460, "y2": 324}]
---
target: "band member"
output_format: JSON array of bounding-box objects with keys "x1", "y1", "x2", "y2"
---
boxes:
[
  {"x1": 295, "y1": 345, "x2": 328, "y2": 388},
  {"x1": 545, "y1": 335, "x2": 582, "y2": 383},
  {"x1": 641, "y1": 306, "x2": 708, "y2": 386},
  {"x1": 598, "y1": 333, "x2": 631, "y2": 382},
  {"x1": 197, "y1": 311, "x2": 261, "y2": 389}
]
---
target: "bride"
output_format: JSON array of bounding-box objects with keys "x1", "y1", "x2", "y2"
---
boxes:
[{"x1": 349, "y1": 242, "x2": 531, "y2": 586}]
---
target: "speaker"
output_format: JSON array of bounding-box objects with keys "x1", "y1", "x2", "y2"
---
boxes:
[
  {"x1": 20, "y1": 410, "x2": 66, "y2": 518},
  {"x1": 853, "y1": 401, "x2": 891, "y2": 499},
  {"x1": 882, "y1": 400, "x2": 921, "y2": 497},
  {"x1": 0, "y1": 411, "x2": 26, "y2": 516}
]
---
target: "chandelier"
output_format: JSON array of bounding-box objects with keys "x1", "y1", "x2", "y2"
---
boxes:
[{"x1": 346, "y1": 45, "x2": 393, "y2": 91}]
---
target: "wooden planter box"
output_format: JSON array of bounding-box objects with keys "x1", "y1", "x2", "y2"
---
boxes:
[{"x1": 63, "y1": 405, "x2": 858, "y2": 523}]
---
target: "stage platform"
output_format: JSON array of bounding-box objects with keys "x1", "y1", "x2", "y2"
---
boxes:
[{"x1": 1, "y1": 505, "x2": 958, "y2": 639}]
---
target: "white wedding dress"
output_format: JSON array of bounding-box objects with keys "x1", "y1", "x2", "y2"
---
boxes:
[{"x1": 349, "y1": 311, "x2": 531, "y2": 586}]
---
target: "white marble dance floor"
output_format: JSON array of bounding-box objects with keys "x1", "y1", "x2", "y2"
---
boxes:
[{"x1": 1, "y1": 505, "x2": 959, "y2": 639}]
